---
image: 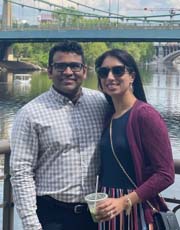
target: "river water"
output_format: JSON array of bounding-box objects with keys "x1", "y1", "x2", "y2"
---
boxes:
[{"x1": 0, "y1": 63, "x2": 180, "y2": 228}]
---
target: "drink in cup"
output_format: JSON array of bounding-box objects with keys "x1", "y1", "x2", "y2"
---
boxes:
[{"x1": 85, "y1": 192, "x2": 108, "y2": 222}]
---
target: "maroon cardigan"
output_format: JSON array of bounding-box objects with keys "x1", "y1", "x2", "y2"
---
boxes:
[{"x1": 126, "y1": 100, "x2": 175, "y2": 223}]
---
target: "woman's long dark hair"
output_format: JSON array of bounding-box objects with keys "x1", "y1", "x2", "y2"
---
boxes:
[{"x1": 95, "y1": 49, "x2": 147, "y2": 108}]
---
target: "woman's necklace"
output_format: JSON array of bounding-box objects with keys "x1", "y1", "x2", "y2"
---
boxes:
[
  {"x1": 113, "y1": 99, "x2": 136, "y2": 119},
  {"x1": 113, "y1": 107, "x2": 132, "y2": 119}
]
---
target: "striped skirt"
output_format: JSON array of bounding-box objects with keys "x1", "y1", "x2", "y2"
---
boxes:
[{"x1": 98, "y1": 187, "x2": 152, "y2": 230}]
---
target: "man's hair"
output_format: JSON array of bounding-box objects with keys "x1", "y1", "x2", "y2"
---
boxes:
[{"x1": 48, "y1": 41, "x2": 85, "y2": 67}]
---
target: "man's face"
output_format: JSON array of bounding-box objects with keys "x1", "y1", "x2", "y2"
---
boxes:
[{"x1": 48, "y1": 51, "x2": 87, "y2": 97}]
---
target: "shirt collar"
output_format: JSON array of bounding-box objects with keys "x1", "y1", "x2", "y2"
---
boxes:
[{"x1": 49, "y1": 86, "x2": 84, "y2": 105}]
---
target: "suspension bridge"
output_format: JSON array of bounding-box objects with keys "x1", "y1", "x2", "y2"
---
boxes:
[
  {"x1": 0, "y1": 0, "x2": 180, "y2": 61},
  {"x1": 1, "y1": 0, "x2": 180, "y2": 41}
]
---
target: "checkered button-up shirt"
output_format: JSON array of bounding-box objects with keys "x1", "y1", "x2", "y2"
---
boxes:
[{"x1": 10, "y1": 86, "x2": 109, "y2": 230}]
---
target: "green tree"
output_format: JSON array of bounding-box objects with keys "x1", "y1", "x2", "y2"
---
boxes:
[
  {"x1": 82, "y1": 42, "x2": 108, "y2": 67},
  {"x1": 139, "y1": 43, "x2": 155, "y2": 62},
  {"x1": 106, "y1": 42, "x2": 155, "y2": 63},
  {"x1": 13, "y1": 43, "x2": 33, "y2": 61},
  {"x1": 52, "y1": 7, "x2": 83, "y2": 28}
]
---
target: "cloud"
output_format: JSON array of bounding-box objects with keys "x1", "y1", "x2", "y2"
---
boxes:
[{"x1": 168, "y1": 0, "x2": 180, "y2": 7}]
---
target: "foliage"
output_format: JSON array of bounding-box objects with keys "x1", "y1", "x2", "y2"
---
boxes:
[
  {"x1": 12, "y1": 42, "x2": 54, "y2": 66},
  {"x1": 82, "y1": 42, "x2": 108, "y2": 67},
  {"x1": 12, "y1": 41, "x2": 155, "y2": 68},
  {"x1": 13, "y1": 43, "x2": 33, "y2": 60},
  {"x1": 107, "y1": 42, "x2": 155, "y2": 63},
  {"x1": 52, "y1": 7, "x2": 83, "y2": 28}
]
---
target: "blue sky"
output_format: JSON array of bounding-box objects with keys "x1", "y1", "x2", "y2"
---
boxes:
[{"x1": 1, "y1": 0, "x2": 180, "y2": 24}]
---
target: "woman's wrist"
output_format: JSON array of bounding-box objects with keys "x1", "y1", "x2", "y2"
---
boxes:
[{"x1": 124, "y1": 195, "x2": 133, "y2": 215}]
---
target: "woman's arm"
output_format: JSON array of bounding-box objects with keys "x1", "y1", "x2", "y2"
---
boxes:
[{"x1": 135, "y1": 105, "x2": 175, "y2": 201}]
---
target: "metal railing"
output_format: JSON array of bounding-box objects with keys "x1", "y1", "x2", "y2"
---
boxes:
[
  {"x1": 0, "y1": 139, "x2": 180, "y2": 230},
  {"x1": 1, "y1": 21, "x2": 180, "y2": 32},
  {"x1": 0, "y1": 140, "x2": 14, "y2": 230}
]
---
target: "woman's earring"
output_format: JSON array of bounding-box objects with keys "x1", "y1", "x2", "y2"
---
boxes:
[{"x1": 129, "y1": 82, "x2": 134, "y2": 93}]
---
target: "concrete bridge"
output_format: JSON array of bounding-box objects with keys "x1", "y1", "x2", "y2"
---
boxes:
[
  {"x1": 154, "y1": 42, "x2": 180, "y2": 64},
  {"x1": 163, "y1": 50, "x2": 180, "y2": 64}
]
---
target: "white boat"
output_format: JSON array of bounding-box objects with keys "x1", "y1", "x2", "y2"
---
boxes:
[{"x1": 14, "y1": 74, "x2": 32, "y2": 84}]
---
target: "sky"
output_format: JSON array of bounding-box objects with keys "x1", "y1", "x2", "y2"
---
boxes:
[{"x1": 0, "y1": 0, "x2": 180, "y2": 24}]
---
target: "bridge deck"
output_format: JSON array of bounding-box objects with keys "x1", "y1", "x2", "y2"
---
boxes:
[{"x1": 1, "y1": 28, "x2": 180, "y2": 42}]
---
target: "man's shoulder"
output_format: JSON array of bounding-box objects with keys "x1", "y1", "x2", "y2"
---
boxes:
[
  {"x1": 18, "y1": 91, "x2": 49, "y2": 114},
  {"x1": 82, "y1": 87, "x2": 106, "y2": 99},
  {"x1": 82, "y1": 87, "x2": 101, "y2": 94}
]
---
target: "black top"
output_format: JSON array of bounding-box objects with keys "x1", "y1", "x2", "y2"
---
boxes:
[{"x1": 100, "y1": 109, "x2": 136, "y2": 189}]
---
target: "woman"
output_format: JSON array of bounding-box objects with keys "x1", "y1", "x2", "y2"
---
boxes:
[{"x1": 94, "y1": 49, "x2": 175, "y2": 230}]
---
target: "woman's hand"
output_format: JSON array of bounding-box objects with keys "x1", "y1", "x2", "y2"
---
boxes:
[{"x1": 95, "y1": 197, "x2": 127, "y2": 222}]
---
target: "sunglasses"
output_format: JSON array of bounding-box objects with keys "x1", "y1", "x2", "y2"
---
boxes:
[
  {"x1": 96, "y1": 65, "x2": 127, "y2": 79},
  {"x1": 51, "y1": 62, "x2": 84, "y2": 72}
]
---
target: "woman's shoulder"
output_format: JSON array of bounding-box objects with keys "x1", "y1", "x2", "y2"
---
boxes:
[
  {"x1": 133, "y1": 100, "x2": 160, "y2": 117},
  {"x1": 132, "y1": 101, "x2": 169, "y2": 135},
  {"x1": 131, "y1": 100, "x2": 163, "y2": 126}
]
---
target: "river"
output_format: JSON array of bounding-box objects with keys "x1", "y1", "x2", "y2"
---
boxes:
[{"x1": 0, "y1": 62, "x2": 180, "y2": 228}]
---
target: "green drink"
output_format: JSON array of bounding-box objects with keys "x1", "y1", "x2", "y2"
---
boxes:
[
  {"x1": 89, "y1": 208, "x2": 98, "y2": 222},
  {"x1": 85, "y1": 193, "x2": 108, "y2": 223}
]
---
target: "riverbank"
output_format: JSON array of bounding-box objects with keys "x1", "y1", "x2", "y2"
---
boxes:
[{"x1": 0, "y1": 61, "x2": 42, "y2": 72}]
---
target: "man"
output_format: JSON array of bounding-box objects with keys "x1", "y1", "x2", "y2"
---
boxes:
[{"x1": 10, "y1": 41, "x2": 109, "y2": 230}]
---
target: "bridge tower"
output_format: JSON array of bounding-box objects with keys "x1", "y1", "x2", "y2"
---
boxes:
[
  {"x1": 2, "y1": 0, "x2": 12, "y2": 29},
  {"x1": 1, "y1": 0, "x2": 13, "y2": 61}
]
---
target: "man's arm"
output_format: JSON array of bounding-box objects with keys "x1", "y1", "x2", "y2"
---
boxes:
[{"x1": 10, "y1": 109, "x2": 42, "y2": 230}]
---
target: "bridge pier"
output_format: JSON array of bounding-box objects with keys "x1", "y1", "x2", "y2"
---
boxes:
[
  {"x1": 5, "y1": 46, "x2": 14, "y2": 61},
  {"x1": 1, "y1": 1, "x2": 13, "y2": 61},
  {"x1": 0, "y1": 42, "x2": 13, "y2": 61}
]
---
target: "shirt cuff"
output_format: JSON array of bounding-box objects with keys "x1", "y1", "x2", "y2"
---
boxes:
[{"x1": 21, "y1": 214, "x2": 42, "y2": 230}]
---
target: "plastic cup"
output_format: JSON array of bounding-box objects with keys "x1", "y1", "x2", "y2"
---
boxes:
[{"x1": 85, "y1": 192, "x2": 108, "y2": 222}]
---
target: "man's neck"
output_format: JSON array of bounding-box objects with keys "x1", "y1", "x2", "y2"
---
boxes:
[{"x1": 53, "y1": 85, "x2": 82, "y2": 104}]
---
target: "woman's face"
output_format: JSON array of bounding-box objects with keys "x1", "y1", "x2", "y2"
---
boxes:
[{"x1": 98, "y1": 56, "x2": 134, "y2": 98}]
